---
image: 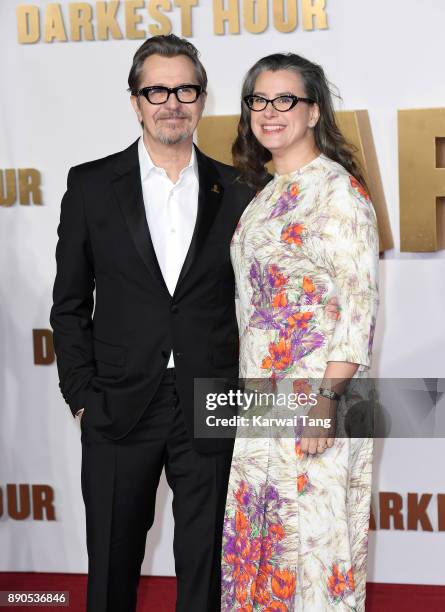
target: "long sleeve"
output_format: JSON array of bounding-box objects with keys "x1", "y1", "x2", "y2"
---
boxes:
[
  {"x1": 319, "y1": 174, "x2": 379, "y2": 370},
  {"x1": 50, "y1": 167, "x2": 96, "y2": 416}
]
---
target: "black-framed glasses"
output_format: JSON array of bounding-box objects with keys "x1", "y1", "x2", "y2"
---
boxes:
[
  {"x1": 135, "y1": 84, "x2": 203, "y2": 104},
  {"x1": 243, "y1": 94, "x2": 315, "y2": 112}
]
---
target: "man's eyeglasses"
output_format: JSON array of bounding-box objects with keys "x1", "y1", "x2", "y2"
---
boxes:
[
  {"x1": 135, "y1": 84, "x2": 203, "y2": 105},
  {"x1": 243, "y1": 94, "x2": 315, "y2": 112}
]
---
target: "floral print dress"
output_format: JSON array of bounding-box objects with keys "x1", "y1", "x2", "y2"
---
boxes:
[{"x1": 221, "y1": 154, "x2": 379, "y2": 611}]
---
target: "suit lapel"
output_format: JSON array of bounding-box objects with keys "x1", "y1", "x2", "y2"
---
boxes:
[
  {"x1": 174, "y1": 146, "x2": 225, "y2": 297},
  {"x1": 112, "y1": 140, "x2": 169, "y2": 295}
]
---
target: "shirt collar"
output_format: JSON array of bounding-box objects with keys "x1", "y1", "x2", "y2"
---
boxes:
[{"x1": 138, "y1": 136, "x2": 198, "y2": 183}]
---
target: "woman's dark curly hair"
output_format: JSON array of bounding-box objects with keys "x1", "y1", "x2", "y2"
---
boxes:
[{"x1": 232, "y1": 53, "x2": 367, "y2": 191}]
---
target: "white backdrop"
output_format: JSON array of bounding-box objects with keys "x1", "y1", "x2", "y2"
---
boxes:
[{"x1": 1, "y1": 0, "x2": 445, "y2": 584}]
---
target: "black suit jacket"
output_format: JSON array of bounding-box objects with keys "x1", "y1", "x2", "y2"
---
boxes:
[{"x1": 50, "y1": 139, "x2": 256, "y2": 453}]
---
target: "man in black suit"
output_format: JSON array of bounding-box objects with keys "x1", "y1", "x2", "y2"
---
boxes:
[{"x1": 50, "y1": 34, "x2": 253, "y2": 612}]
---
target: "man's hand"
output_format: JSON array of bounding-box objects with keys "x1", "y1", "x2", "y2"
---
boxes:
[
  {"x1": 300, "y1": 395, "x2": 337, "y2": 455},
  {"x1": 325, "y1": 297, "x2": 340, "y2": 321}
]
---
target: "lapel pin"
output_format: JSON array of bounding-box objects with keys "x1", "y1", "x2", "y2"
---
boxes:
[{"x1": 211, "y1": 184, "x2": 221, "y2": 194}]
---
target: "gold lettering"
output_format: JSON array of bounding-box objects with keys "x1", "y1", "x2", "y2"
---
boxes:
[
  {"x1": 125, "y1": 0, "x2": 145, "y2": 39},
  {"x1": 148, "y1": 0, "x2": 172, "y2": 36},
  {"x1": 44, "y1": 3, "x2": 68, "y2": 43},
  {"x1": 33, "y1": 329, "x2": 55, "y2": 365},
  {"x1": 213, "y1": 0, "x2": 240, "y2": 35},
  {"x1": 0, "y1": 170, "x2": 17, "y2": 207},
  {"x1": 174, "y1": 0, "x2": 198, "y2": 37},
  {"x1": 437, "y1": 137, "x2": 445, "y2": 167},
  {"x1": 96, "y1": 1, "x2": 123, "y2": 40},
  {"x1": 18, "y1": 169, "x2": 42, "y2": 205},
  {"x1": 302, "y1": 0, "x2": 327, "y2": 31},
  {"x1": 244, "y1": 0, "x2": 268, "y2": 34},
  {"x1": 273, "y1": 0, "x2": 297, "y2": 33},
  {"x1": 7, "y1": 484, "x2": 31, "y2": 521},
  {"x1": 399, "y1": 108, "x2": 445, "y2": 251},
  {"x1": 32, "y1": 485, "x2": 56, "y2": 521},
  {"x1": 379, "y1": 492, "x2": 404, "y2": 530},
  {"x1": 17, "y1": 5, "x2": 40, "y2": 44},
  {"x1": 69, "y1": 3, "x2": 94, "y2": 40},
  {"x1": 336, "y1": 110, "x2": 393, "y2": 251}
]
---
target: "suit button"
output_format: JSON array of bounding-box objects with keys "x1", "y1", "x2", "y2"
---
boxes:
[
  {"x1": 161, "y1": 350, "x2": 169, "y2": 358},
  {"x1": 171, "y1": 305, "x2": 179, "y2": 314}
]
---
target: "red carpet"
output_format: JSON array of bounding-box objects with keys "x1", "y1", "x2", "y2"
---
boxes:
[{"x1": 1, "y1": 573, "x2": 444, "y2": 611}]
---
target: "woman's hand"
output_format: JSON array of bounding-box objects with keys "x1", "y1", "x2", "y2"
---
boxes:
[
  {"x1": 300, "y1": 394, "x2": 337, "y2": 455},
  {"x1": 300, "y1": 361, "x2": 359, "y2": 455}
]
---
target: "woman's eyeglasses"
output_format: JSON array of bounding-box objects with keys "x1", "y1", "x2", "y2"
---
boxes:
[{"x1": 243, "y1": 94, "x2": 315, "y2": 112}]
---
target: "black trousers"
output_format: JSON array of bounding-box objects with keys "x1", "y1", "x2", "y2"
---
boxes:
[{"x1": 80, "y1": 369, "x2": 232, "y2": 612}]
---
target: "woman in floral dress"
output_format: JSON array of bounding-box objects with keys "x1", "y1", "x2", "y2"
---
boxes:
[{"x1": 221, "y1": 54, "x2": 379, "y2": 611}]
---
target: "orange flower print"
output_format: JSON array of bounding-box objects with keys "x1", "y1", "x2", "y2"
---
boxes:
[
  {"x1": 349, "y1": 175, "x2": 370, "y2": 202},
  {"x1": 290, "y1": 183, "x2": 299, "y2": 197},
  {"x1": 302, "y1": 276, "x2": 315, "y2": 293},
  {"x1": 261, "y1": 338, "x2": 293, "y2": 371},
  {"x1": 272, "y1": 289, "x2": 288, "y2": 308},
  {"x1": 271, "y1": 568, "x2": 296, "y2": 600},
  {"x1": 266, "y1": 602, "x2": 288, "y2": 612},
  {"x1": 238, "y1": 536, "x2": 261, "y2": 566},
  {"x1": 231, "y1": 561, "x2": 249, "y2": 586},
  {"x1": 295, "y1": 438, "x2": 304, "y2": 458},
  {"x1": 235, "y1": 583, "x2": 248, "y2": 604},
  {"x1": 238, "y1": 607, "x2": 253, "y2": 612},
  {"x1": 260, "y1": 537, "x2": 275, "y2": 563},
  {"x1": 297, "y1": 472, "x2": 310, "y2": 495},
  {"x1": 270, "y1": 183, "x2": 301, "y2": 218},
  {"x1": 224, "y1": 525, "x2": 261, "y2": 594},
  {"x1": 235, "y1": 509, "x2": 249, "y2": 534},
  {"x1": 251, "y1": 580, "x2": 271, "y2": 606},
  {"x1": 281, "y1": 223, "x2": 305, "y2": 246},
  {"x1": 268, "y1": 264, "x2": 288, "y2": 289},
  {"x1": 255, "y1": 568, "x2": 269, "y2": 589},
  {"x1": 259, "y1": 562, "x2": 274, "y2": 577},
  {"x1": 268, "y1": 524, "x2": 285, "y2": 541},
  {"x1": 346, "y1": 567, "x2": 355, "y2": 591},
  {"x1": 234, "y1": 481, "x2": 250, "y2": 507},
  {"x1": 327, "y1": 563, "x2": 355, "y2": 602},
  {"x1": 328, "y1": 564, "x2": 346, "y2": 598},
  {"x1": 287, "y1": 311, "x2": 313, "y2": 330}
]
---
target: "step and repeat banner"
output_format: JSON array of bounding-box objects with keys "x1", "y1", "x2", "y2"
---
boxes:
[{"x1": 1, "y1": 0, "x2": 445, "y2": 584}]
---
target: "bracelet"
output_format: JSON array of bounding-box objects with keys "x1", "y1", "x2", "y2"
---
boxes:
[{"x1": 318, "y1": 387, "x2": 341, "y2": 401}]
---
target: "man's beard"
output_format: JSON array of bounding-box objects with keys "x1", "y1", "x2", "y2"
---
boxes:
[{"x1": 154, "y1": 111, "x2": 193, "y2": 145}]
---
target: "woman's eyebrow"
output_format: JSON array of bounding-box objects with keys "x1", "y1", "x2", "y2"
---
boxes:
[{"x1": 252, "y1": 91, "x2": 295, "y2": 96}]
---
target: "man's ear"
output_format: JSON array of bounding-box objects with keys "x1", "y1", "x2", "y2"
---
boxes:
[
  {"x1": 200, "y1": 91, "x2": 207, "y2": 116},
  {"x1": 130, "y1": 95, "x2": 143, "y2": 125}
]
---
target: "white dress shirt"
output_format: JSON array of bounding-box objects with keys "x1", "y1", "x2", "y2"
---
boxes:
[{"x1": 138, "y1": 136, "x2": 199, "y2": 368}]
